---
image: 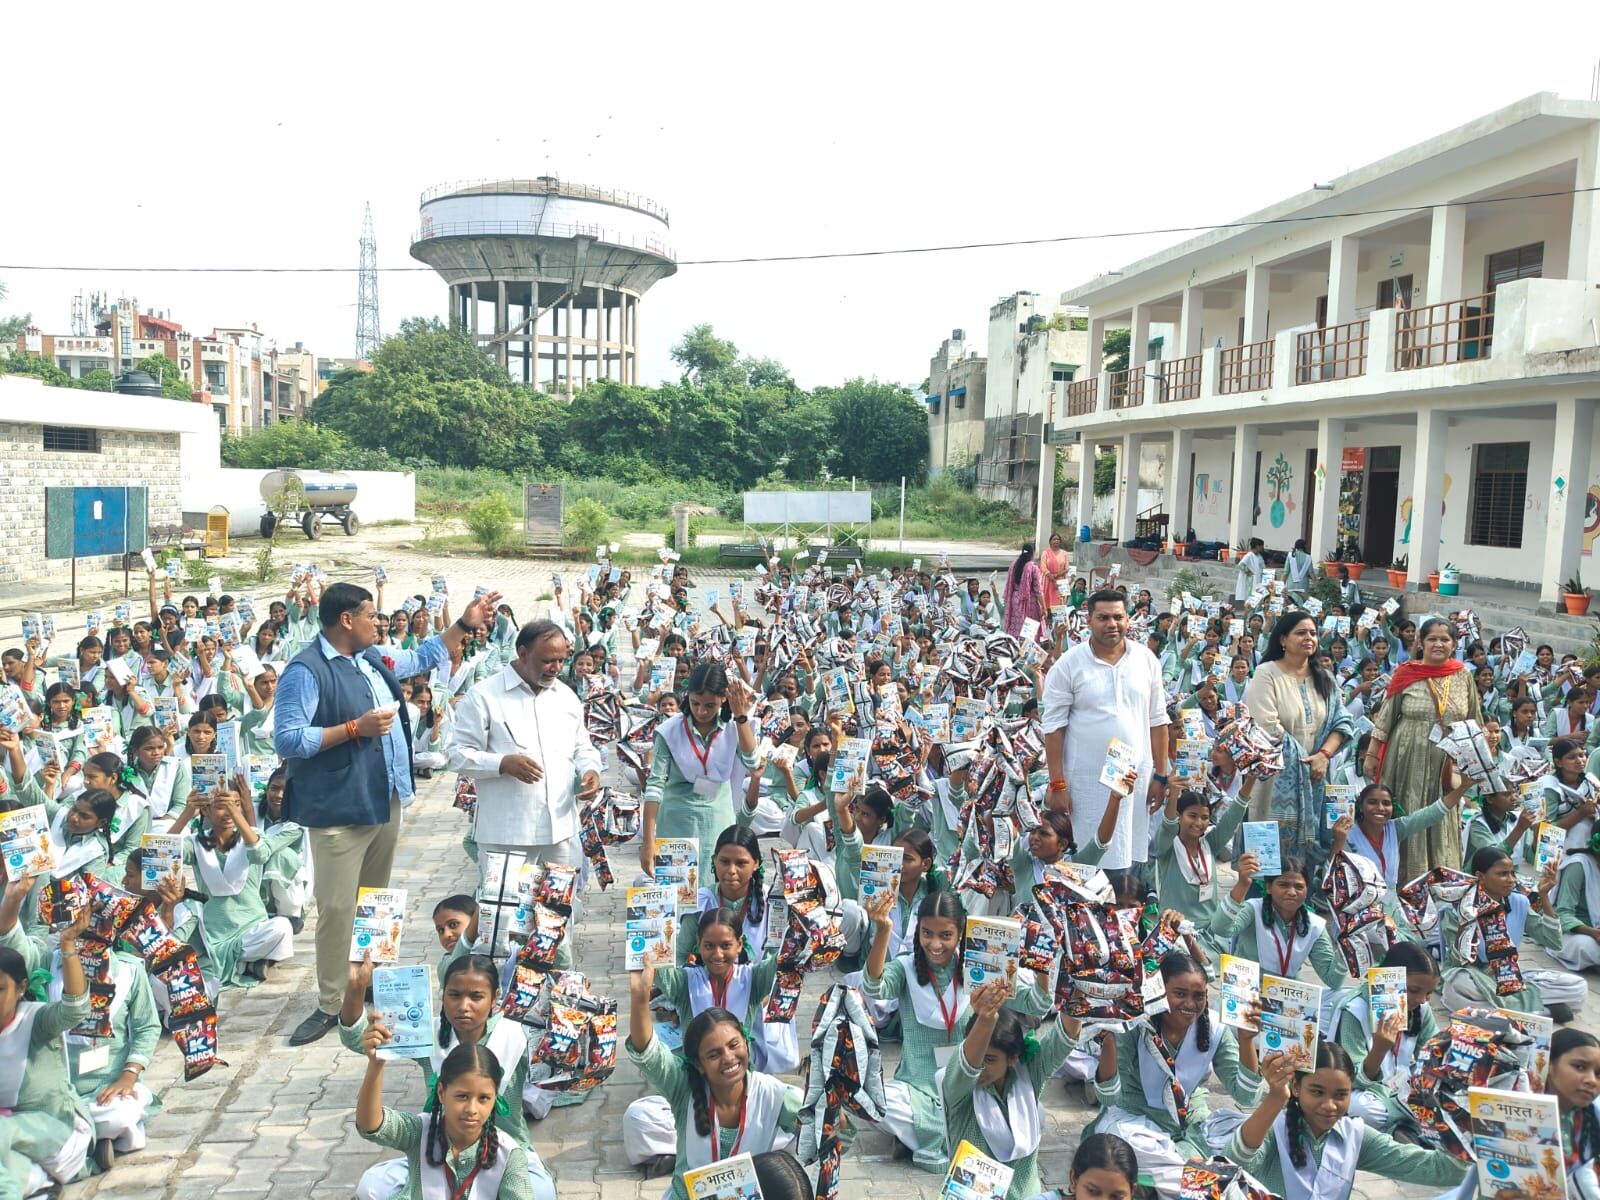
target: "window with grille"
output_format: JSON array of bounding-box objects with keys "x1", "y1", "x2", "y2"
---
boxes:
[
  {"x1": 1467, "y1": 442, "x2": 1528, "y2": 548},
  {"x1": 42, "y1": 426, "x2": 99, "y2": 453},
  {"x1": 1485, "y1": 243, "x2": 1543, "y2": 292}
]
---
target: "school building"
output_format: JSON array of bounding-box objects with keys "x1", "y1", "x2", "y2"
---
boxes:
[{"x1": 1042, "y1": 92, "x2": 1600, "y2": 604}]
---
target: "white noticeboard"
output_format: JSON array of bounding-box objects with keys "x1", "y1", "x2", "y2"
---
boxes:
[{"x1": 743, "y1": 491, "x2": 872, "y2": 526}]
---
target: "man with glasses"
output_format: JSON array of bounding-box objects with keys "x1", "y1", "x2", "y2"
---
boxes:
[{"x1": 275, "y1": 580, "x2": 503, "y2": 1046}]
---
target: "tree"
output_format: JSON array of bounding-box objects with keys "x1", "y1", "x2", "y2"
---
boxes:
[
  {"x1": 670, "y1": 324, "x2": 743, "y2": 390},
  {"x1": 0, "y1": 280, "x2": 28, "y2": 345},
  {"x1": 135, "y1": 354, "x2": 198, "y2": 401},
  {"x1": 222, "y1": 422, "x2": 354, "y2": 469},
  {"x1": 817, "y1": 379, "x2": 928, "y2": 483},
  {"x1": 0, "y1": 353, "x2": 75, "y2": 388},
  {"x1": 1093, "y1": 446, "x2": 1118, "y2": 496},
  {"x1": 81, "y1": 369, "x2": 113, "y2": 392},
  {"x1": 1102, "y1": 328, "x2": 1131, "y2": 374}
]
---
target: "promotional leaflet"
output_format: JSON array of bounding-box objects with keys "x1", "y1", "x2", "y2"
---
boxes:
[
  {"x1": 962, "y1": 915, "x2": 1021, "y2": 991},
  {"x1": 1260, "y1": 974, "x2": 1322, "y2": 1070},
  {"x1": 140, "y1": 833, "x2": 187, "y2": 891},
  {"x1": 1099, "y1": 738, "x2": 1139, "y2": 797},
  {"x1": 1466, "y1": 1087, "x2": 1565, "y2": 1200},
  {"x1": 860, "y1": 845, "x2": 903, "y2": 900},
  {"x1": 1533, "y1": 823, "x2": 1564, "y2": 877},
  {"x1": 215, "y1": 721, "x2": 242, "y2": 779},
  {"x1": 1219, "y1": 955, "x2": 1260, "y2": 1031},
  {"x1": 652, "y1": 838, "x2": 699, "y2": 908},
  {"x1": 190, "y1": 754, "x2": 228, "y2": 796},
  {"x1": 153, "y1": 697, "x2": 178, "y2": 733},
  {"x1": 1367, "y1": 966, "x2": 1407, "y2": 1027},
  {"x1": 624, "y1": 885, "x2": 677, "y2": 970},
  {"x1": 1242, "y1": 822, "x2": 1283, "y2": 875},
  {"x1": 683, "y1": 1153, "x2": 763, "y2": 1200},
  {"x1": 940, "y1": 1140, "x2": 1014, "y2": 1199},
  {"x1": 372, "y1": 965, "x2": 434, "y2": 1060},
  {"x1": 0, "y1": 806, "x2": 53, "y2": 882},
  {"x1": 1324, "y1": 783, "x2": 1358, "y2": 829},
  {"x1": 951, "y1": 697, "x2": 988, "y2": 743},
  {"x1": 349, "y1": 887, "x2": 407, "y2": 963}
]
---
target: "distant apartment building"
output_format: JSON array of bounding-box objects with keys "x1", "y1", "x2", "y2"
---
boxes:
[{"x1": 925, "y1": 329, "x2": 986, "y2": 477}]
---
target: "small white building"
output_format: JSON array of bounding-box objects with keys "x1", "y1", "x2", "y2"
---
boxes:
[{"x1": 1049, "y1": 92, "x2": 1600, "y2": 602}]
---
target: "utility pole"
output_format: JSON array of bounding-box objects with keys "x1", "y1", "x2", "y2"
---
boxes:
[{"x1": 355, "y1": 203, "x2": 382, "y2": 360}]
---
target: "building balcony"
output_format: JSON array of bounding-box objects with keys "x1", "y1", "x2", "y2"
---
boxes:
[{"x1": 1055, "y1": 277, "x2": 1599, "y2": 429}]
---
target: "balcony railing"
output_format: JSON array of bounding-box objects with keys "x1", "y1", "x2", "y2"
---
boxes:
[
  {"x1": 1219, "y1": 339, "x2": 1274, "y2": 394},
  {"x1": 1295, "y1": 318, "x2": 1369, "y2": 384},
  {"x1": 1065, "y1": 377, "x2": 1098, "y2": 416},
  {"x1": 1107, "y1": 366, "x2": 1145, "y2": 409},
  {"x1": 1394, "y1": 292, "x2": 1494, "y2": 370},
  {"x1": 1159, "y1": 353, "x2": 1202, "y2": 403}
]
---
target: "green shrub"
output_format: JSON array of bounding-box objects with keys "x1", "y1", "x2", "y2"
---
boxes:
[
  {"x1": 465, "y1": 494, "x2": 516, "y2": 554},
  {"x1": 563, "y1": 498, "x2": 612, "y2": 548}
]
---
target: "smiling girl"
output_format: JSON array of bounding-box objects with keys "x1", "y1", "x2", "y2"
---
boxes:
[
  {"x1": 1333, "y1": 942, "x2": 1440, "y2": 1133},
  {"x1": 1212, "y1": 853, "x2": 1347, "y2": 987},
  {"x1": 1329, "y1": 771, "x2": 1467, "y2": 888}
]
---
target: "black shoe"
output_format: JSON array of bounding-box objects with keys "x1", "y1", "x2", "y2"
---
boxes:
[
  {"x1": 1549, "y1": 1003, "x2": 1577, "y2": 1024},
  {"x1": 645, "y1": 1154, "x2": 677, "y2": 1179},
  {"x1": 94, "y1": 1137, "x2": 115, "y2": 1172},
  {"x1": 892, "y1": 1139, "x2": 914, "y2": 1161},
  {"x1": 289, "y1": 1009, "x2": 339, "y2": 1046},
  {"x1": 288, "y1": 916, "x2": 305, "y2": 935},
  {"x1": 244, "y1": 960, "x2": 269, "y2": 983},
  {"x1": 417, "y1": 767, "x2": 434, "y2": 780}
]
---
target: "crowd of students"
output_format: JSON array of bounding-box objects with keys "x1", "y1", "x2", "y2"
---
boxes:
[{"x1": 2, "y1": 541, "x2": 1599, "y2": 1200}]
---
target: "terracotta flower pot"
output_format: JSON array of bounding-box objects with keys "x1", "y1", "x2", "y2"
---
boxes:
[
  {"x1": 1345, "y1": 563, "x2": 1365, "y2": 580},
  {"x1": 1564, "y1": 592, "x2": 1593, "y2": 616},
  {"x1": 1323, "y1": 562, "x2": 1341, "y2": 578},
  {"x1": 1427, "y1": 572, "x2": 1440, "y2": 591},
  {"x1": 1219, "y1": 548, "x2": 1230, "y2": 562},
  {"x1": 1386, "y1": 569, "x2": 1407, "y2": 588}
]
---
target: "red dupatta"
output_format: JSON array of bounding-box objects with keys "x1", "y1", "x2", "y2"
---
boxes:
[{"x1": 1372, "y1": 658, "x2": 1466, "y2": 777}]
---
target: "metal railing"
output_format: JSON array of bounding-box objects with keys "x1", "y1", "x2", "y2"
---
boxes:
[
  {"x1": 1107, "y1": 365, "x2": 1145, "y2": 409},
  {"x1": 1219, "y1": 338, "x2": 1274, "y2": 394},
  {"x1": 1158, "y1": 353, "x2": 1203, "y2": 403},
  {"x1": 1393, "y1": 292, "x2": 1494, "y2": 370},
  {"x1": 1295, "y1": 318, "x2": 1369, "y2": 384},
  {"x1": 411, "y1": 220, "x2": 676, "y2": 261},
  {"x1": 1065, "y1": 376, "x2": 1098, "y2": 416},
  {"x1": 419, "y1": 177, "x2": 670, "y2": 222}
]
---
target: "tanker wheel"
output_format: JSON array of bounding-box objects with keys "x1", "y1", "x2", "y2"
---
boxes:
[
  {"x1": 342, "y1": 512, "x2": 360, "y2": 536},
  {"x1": 303, "y1": 512, "x2": 321, "y2": 540},
  {"x1": 259, "y1": 514, "x2": 278, "y2": 539}
]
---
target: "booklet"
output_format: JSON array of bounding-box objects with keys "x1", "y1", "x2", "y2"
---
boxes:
[
  {"x1": 82, "y1": 705, "x2": 120, "y2": 754},
  {"x1": 1532, "y1": 822, "x2": 1564, "y2": 876},
  {"x1": 648, "y1": 659, "x2": 676, "y2": 694},
  {"x1": 1260, "y1": 974, "x2": 1323, "y2": 1070},
  {"x1": 1466, "y1": 1087, "x2": 1564, "y2": 1200},
  {"x1": 951, "y1": 697, "x2": 988, "y2": 743},
  {"x1": 191, "y1": 754, "x2": 228, "y2": 796},
  {"x1": 1495, "y1": 1009, "x2": 1554, "y2": 1091},
  {"x1": 1242, "y1": 822, "x2": 1283, "y2": 876},
  {"x1": 860, "y1": 845, "x2": 903, "y2": 901},
  {"x1": 683, "y1": 1153, "x2": 763, "y2": 1200},
  {"x1": 919, "y1": 702, "x2": 952, "y2": 743},
  {"x1": 1219, "y1": 955, "x2": 1260, "y2": 1031},
  {"x1": 0, "y1": 688, "x2": 31, "y2": 734},
  {"x1": 1324, "y1": 783, "x2": 1358, "y2": 829},
  {"x1": 1367, "y1": 966, "x2": 1407, "y2": 1027},
  {"x1": 153, "y1": 696, "x2": 178, "y2": 733},
  {"x1": 652, "y1": 838, "x2": 699, "y2": 908},
  {"x1": 215, "y1": 721, "x2": 243, "y2": 779},
  {"x1": 1172, "y1": 738, "x2": 1211, "y2": 789},
  {"x1": 1099, "y1": 738, "x2": 1139, "y2": 797},
  {"x1": 349, "y1": 887, "x2": 407, "y2": 963},
  {"x1": 0, "y1": 806, "x2": 53, "y2": 882},
  {"x1": 962, "y1": 915, "x2": 1022, "y2": 991},
  {"x1": 941, "y1": 1140, "x2": 1014, "y2": 1199},
  {"x1": 140, "y1": 833, "x2": 187, "y2": 891},
  {"x1": 624, "y1": 884, "x2": 677, "y2": 970},
  {"x1": 58, "y1": 660, "x2": 81, "y2": 689},
  {"x1": 372, "y1": 964, "x2": 434, "y2": 1060}
]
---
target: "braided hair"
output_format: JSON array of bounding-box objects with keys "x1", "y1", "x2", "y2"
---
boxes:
[
  {"x1": 86, "y1": 751, "x2": 146, "y2": 801},
  {"x1": 44, "y1": 683, "x2": 81, "y2": 729},
  {"x1": 72, "y1": 788, "x2": 119, "y2": 863},
  {"x1": 683, "y1": 1006, "x2": 746, "y2": 1138},
  {"x1": 1554, "y1": 1028, "x2": 1600, "y2": 1165},
  {"x1": 911, "y1": 890, "x2": 967, "y2": 987},
  {"x1": 689, "y1": 907, "x2": 752, "y2": 968},
  {"x1": 436, "y1": 955, "x2": 499, "y2": 1050},
  {"x1": 1259, "y1": 854, "x2": 1312, "y2": 938},
  {"x1": 424, "y1": 1042, "x2": 503, "y2": 1170},
  {"x1": 895, "y1": 828, "x2": 941, "y2": 893},
  {"x1": 711, "y1": 825, "x2": 765, "y2": 929},
  {"x1": 1159, "y1": 951, "x2": 1212, "y2": 1052},
  {"x1": 1286, "y1": 1042, "x2": 1355, "y2": 1168}
]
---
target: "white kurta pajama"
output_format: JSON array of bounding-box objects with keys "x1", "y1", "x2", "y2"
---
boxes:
[{"x1": 1041, "y1": 639, "x2": 1169, "y2": 870}]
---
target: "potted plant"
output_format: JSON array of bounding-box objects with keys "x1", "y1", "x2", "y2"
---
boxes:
[
  {"x1": 1323, "y1": 549, "x2": 1342, "y2": 579},
  {"x1": 1345, "y1": 560, "x2": 1366, "y2": 580},
  {"x1": 1386, "y1": 554, "x2": 1409, "y2": 589},
  {"x1": 1564, "y1": 571, "x2": 1592, "y2": 616}
]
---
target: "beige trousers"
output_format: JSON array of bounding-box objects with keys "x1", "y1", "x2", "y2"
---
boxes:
[{"x1": 308, "y1": 792, "x2": 402, "y2": 1014}]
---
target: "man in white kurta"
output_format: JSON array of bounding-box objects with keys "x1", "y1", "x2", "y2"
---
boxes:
[
  {"x1": 446, "y1": 620, "x2": 602, "y2": 953},
  {"x1": 1041, "y1": 592, "x2": 1170, "y2": 872}
]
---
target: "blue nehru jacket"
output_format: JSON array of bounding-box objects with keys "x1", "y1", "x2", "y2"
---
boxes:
[{"x1": 274, "y1": 633, "x2": 448, "y2": 827}]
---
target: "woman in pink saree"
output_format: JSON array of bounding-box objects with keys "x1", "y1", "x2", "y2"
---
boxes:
[
  {"x1": 1040, "y1": 531, "x2": 1070, "y2": 610},
  {"x1": 1003, "y1": 541, "x2": 1047, "y2": 641}
]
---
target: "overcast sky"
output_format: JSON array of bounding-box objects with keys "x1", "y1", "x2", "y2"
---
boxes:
[{"x1": 4, "y1": 3, "x2": 1598, "y2": 390}]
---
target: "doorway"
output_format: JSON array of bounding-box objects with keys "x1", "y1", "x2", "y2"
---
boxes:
[{"x1": 1364, "y1": 445, "x2": 1401, "y2": 566}]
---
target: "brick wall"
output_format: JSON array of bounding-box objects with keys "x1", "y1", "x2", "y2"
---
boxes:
[{"x1": 0, "y1": 420, "x2": 183, "y2": 583}]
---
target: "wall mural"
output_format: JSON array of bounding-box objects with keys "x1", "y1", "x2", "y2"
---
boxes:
[
  {"x1": 1266, "y1": 452, "x2": 1295, "y2": 529},
  {"x1": 1583, "y1": 486, "x2": 1600, "y2": 555},
  {"x1": 1193, "y1": 473, "x2": 1228, "y2": 518},
  {"x1": 1399, "y1": 474, "x2": 1453, "y2": 545}
]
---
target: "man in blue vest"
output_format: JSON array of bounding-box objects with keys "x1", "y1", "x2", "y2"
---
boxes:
[{"x1": 274, "y1": 580, "x2": 503, "y2": 1045}]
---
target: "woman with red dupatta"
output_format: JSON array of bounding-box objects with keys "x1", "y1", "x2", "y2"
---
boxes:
[
  {"x1": 1362, "y1": 616, "x2": 1480, "y2": 881},
  {"x1": 1040, "y1": 532, "x2": 1070, "y2": 612}
]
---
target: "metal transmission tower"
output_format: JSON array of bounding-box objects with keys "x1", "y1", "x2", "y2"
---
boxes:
[{"x1": 355, "y1": 203, "x2": 382, "y2": 360}]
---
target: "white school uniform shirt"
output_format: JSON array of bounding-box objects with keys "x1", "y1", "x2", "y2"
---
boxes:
[
  {"x1": 1040, "y1": 639, "x2": 1168, "y2": 870},
  {"x1": 1235, "y1": 551, "x2": 1264, "y2": 602},
  {"x1": 445, "y1": 663, "x2": 602, "y2": 847}
]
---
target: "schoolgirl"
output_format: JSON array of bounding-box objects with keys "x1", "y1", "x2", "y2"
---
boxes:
[
  {"x1": 1463, "y1": 778, "x2": 1538, "y2": 862},
  {"x1": 1530, "y1": 1029, "x2": 1600, "y2": 1194},
  {"x1": 409, "y1": 679, "x2": 448, "y2": 777},
  {"x1": 41, "y1": 683, "x2": 89, "y2": 791},
  {"x1": 183, "y1": 712, "x2": 217, "y2": 758},
  {"x1": 1153, "y1": 786, "x2": 1250, "y2": 961},
  {"x1": 125, "y1": 726, "x2": 187, "y2": 823},
  {"x1": 236, "y1": 664, "x2": 278, "y2": 762},
  {"x1": 650, "y1": 906, "x2": 787, "y2": 1071},
  {"x1": 80, "y1": 752, "x2": 148, "y2": 866},
  {"x1": 1329, "y1": 774, "x2": 1466, "y2": 887},
  {"x1": 1542, "y1": 736, "x2": 1598, "y2": 855},
  {"x1": 674, "y1": 826, "x2": 774, "y2": 964},
  {"x1": 1210, "y1": 853, "x2": 1348, "y2": 987},
  {"x1": 1333, "y1": 942, "x2": 1440, "y2": 1134},
  {"x1": 256, "y1": 766, "x2": 310, "y2": 933}
]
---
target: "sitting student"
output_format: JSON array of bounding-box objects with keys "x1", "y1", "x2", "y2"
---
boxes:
[
  {"x1": 625, "y1": 960, "x2": 801, "y2": 1200},
  {"x1": 256, "y1": 766, "x2": 310, "y2": 934},
  {"x1": 356, "y1": 1039, "x2": 533, "y2": 1200},
  {"x1": 1552, "y1": 831, "x2": 1600, "y2": 973},
  {"x1": 1223, "y1": 1043, "x2": 1466, "y2": 1198},
  {"x1": 1530, "y1": 1029, "x2": 1600, "y2": 1193},
  {"x1": 125, "y1": 726, "x2": 187, "y2": 824},
  {"x1": 80, "y1": 752, "x2": 149, "y2": 867},
  {"x1": 1542, "y1": 736, "x2": 1597, "y2": 855},
  {"x1": 1211, "y1": 852, "x2": 1347, "y2": 988},
  {"x1": 164, "y1": 785, "x2": 296, "y2": 987},
  {"x1": 1154, "y1": 785, "x2": 1251, "y2": 964},
  {"x1": 1333, "y1": 942, "x2": 1440, "y2": 1134},
  {"x1": 431, "y1": 894, "x2": 479, "y2": 985},
  {"x1": 1328, "y1": 773, "x2": 1467, "y2": 887},
  {"x1": 1465, "y1": 770, "x2": 1538, "y2": 862}
]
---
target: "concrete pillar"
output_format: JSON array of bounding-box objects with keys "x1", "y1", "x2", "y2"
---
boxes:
[
  {"x1": 1167, "y1": 426, "x2": 1194, "y2": 544},
  {"x1": 1076, "y1": 443, "x2": 1097, "y2": 540},
  {"x1": 1569, "y1": 124, "x2": 1600, "y2": 286},
  {"x1": 495, "y1": 281, "x2": 508, "y2": 371},
  {"x1": 468, "y1": 283, "x2": 478, "y2": 341},
  {"x1": 629, "y1": 297, "x2": 639, "y2": 384},
  {"x1": 1426, "y1": 204, "x2": 1466, "y2": 305},
  {"x1": 1228, "y1": 423, "x2": 1259, "y2": 549},
  {"x1": 1116, "y1": 432, "x2": 1144, "y2": 543},
  {"x1": 1540, "y1": 397, "x2": 1598, "y2": 604},
  {"x1": 1034, "y1": 438, "x2": 1058, "y2": 550},
  {"x1": 1406, "y1": 408, "x2": 1448, "y2": 589},
  {"x1": 1179, "y1": 286, "x2": 1203, "y2": 357},
  {"x1": 564, "y1": 294, "x2": 575, "y2": 398},
  {"x1": 1327, "y1": 235, "x2": 1360, "y2": 325},
  {"x1": 1310, "y1": 417, "x2": 1345, "y2": 563},
  {"x1": 1243, "y1": 264, "x2": 1270, "y2": 345},
  {"x1": 1087, "y1": 315, "x2": 1107, "y2": 377},
  {"x1": 447, "y1": 284, "x2": 459, "y2": 329},
  {"x1": 1129, "y1": 304, "x2": 1151, "y2": 368}
]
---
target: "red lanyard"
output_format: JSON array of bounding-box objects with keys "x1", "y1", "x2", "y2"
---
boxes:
[
  {"x1": 1570, "y1": 1111, "x2": 1583, "y2": 1167},
  {"x1": 1372, "y1": 836, "x2": 1388, "y2": 882},
  {"x1": 709, "y1": 1083, "x2": 749, "y2": 1156},
  {"x1": 935, "y1": 979, "x2": 960, "y2": 1036},
  {"x1": 1268, "y1": 922, "x2": 1293, "y2": 977},
  {"x1": 709, "y1": 970, "x2": 730, "y2": 1011},
  {"x1": 446, "y1": 1161, "x2": 482, "y2": 1200},
  {"x1": 688, "y1": 725, "x2": 721, "y2": 773},
  {"x1": 1182, "y1": 841, "x2": 1210, "y2": 885}
]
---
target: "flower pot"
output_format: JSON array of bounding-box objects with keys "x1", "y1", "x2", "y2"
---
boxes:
[
  {"x1": 1564, "y1": 592, "x2": 1593, "y2": 616},
  {"x1": 1219, "y1": 548, "x2": 1230, "y2": 562},
  {"x1": 1323, "y1": 561, "x2": 1341, "y2": 578},
  {"x1": 1345, "y1": 563, "x2": 1366, "y2": 580},
  {"x1": 1174, "y1": 544, "x2": 1186, "y2": 559},
  {"x1": 1386, "y1": 569, "x2": 1407, "y2": 588},
  {"x1": 1427, "y1": 572, "x2": 1440, "y2": 592}
]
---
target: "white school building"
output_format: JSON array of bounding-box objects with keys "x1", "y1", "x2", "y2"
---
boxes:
[{"x1": 1043, "y1": 92, "x2": 1600, "y2": 603}]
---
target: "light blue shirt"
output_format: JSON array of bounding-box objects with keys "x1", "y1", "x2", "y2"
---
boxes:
[{"x1": 273, "y1": 633, "x2": 449, "y2": 806}]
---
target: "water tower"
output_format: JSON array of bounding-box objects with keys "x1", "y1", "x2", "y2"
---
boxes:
[{"x1": 409, "y1": 176, "x2": 676, "y2": 396}]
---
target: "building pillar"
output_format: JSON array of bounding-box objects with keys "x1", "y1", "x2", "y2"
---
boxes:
[
  {"x1": 629, "y1": 297, "x2": 638, "y2": 384},
  {"x1": 1116, "y1": 432, "x2": 1144, "y2": 543},
  {"x1": 1166, "y1": 426, "x2": 1194, "y2": 544},
  {"x1": 1243, "y1": 264, "x2": 1270, "y2": 345},
  {"x1": 1427, "y1": 204, "x2": 1466, "y2": 305},
  {"x1": 1228, "y1": 423, "x2": 1259, "y2": 549},
  {"x1": 1129, "y1": 304, "x2": 1151, "y2": 368},
  {"x1": 1087, "y1": 315, "x2": 1107, "y2": 376},
  {"x1": 1076, "y1": 443, "x2": 1098, "y2": 542},
  {"x1": 1540, "y1": 397, "x2": 1598, "y2": 604},
  {"x1": 1569, "y1": 124, "x2": 1600, "y2": 286},
  {"x1": 495, "y1": 281, "x2": 508, "y2": 371},
  {"x1": 447, "y1": 284, "x2": 459, "y2": 329},
  {"x1": 1178, "y1": 287, "x2": 1203, "y2": 357},
  {"x1": 467, "y1": 283, "x2": 478, "y2": 341},
  {"x1": 1034, "y1": 438, "x2": 1058, "y2": 550},
  {"x1": 1310, "y1": 416, "x2": 1345, "y2": 563},
  {"x1": 564, "y1": 294, "x2": 575, "y2": 398},
  {"x1": 1406, "y1": 408, "x2": 1447, "y2": 590},
  {"x1": 1327, "y1": 235, "x2": 1360, "y2": 325}
]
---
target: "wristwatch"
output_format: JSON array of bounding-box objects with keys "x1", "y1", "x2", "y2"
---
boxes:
[
  {"x1": 734, "y1": 714, "x2": 749, "y2": 725},
  {"x1": 1152, "y1": 773, "x2": 1170, "y2": 784}
]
